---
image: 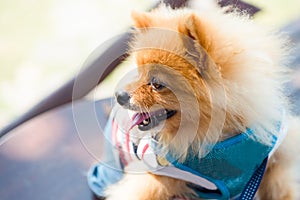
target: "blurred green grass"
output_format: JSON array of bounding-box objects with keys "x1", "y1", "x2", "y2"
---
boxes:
[
  {"x1": 246, "y1": 0, "x2": 300, "y2": 27},
  {"x1": 0, "y1": 0, "x2": 152, "y2": 127},
  {"x1": 0, "y1": 0, "x2": 300, "y2": 128}
]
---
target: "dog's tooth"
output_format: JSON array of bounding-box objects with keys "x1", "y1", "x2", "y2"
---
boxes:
[{"x1": 143, "y1": 119, "x2": 149, "y2": 125}]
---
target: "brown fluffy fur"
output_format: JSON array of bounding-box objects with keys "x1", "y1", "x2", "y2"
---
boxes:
[{"x1": 106, "y1": 1, "x2": 300, "y2": 199}]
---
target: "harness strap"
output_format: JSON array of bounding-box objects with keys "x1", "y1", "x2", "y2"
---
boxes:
[{"x1": 238, "y1": 157, "x2": 268, "y2": 200}]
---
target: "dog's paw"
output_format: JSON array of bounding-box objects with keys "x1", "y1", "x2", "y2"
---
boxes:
[{"x1": 105, "y1": 173, "x2": 193, "y2": 200}]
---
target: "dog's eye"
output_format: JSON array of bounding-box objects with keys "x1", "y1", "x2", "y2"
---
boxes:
[
  {"x1": 149, "y1": 78, "x2": 165, "y2": 91},
  {"x1": 152, "y1": 82, "x2": 165, "y2": 90}
]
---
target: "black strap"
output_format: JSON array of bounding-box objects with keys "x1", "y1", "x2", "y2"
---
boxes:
[{"x1": 238, "y1": 157, "x2": 268, "y2": 200}]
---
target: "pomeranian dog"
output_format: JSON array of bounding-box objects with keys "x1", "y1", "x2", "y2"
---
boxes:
[{"x1": 104, "y1": 1, "x2": 300, "y2": 200}]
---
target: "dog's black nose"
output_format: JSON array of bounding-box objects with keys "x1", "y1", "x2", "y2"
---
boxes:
[{"x1": 115, "y1": 90, "x2": 130, "y2": 106}]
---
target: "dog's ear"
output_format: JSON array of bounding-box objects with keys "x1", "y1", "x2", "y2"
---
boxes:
[
  {"x1": 178, "y1": 13, "x2": 212, "y2": 76},
  {"x1": 178, "y1": 13, "x2": 210, "y2": 50},
  {"x1": 131, "y1": 11, "x2": 152, "y2": 28}
]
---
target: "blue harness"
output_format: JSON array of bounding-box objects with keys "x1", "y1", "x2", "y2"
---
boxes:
[
  {"x1": 88, "y1": 107, "x2": 285, "y2": 200},
  {"x1": 162, "y1": 130, "x2": 274, "y2": 199}
]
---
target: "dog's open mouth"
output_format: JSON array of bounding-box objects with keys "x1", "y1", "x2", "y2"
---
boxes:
[{"x1": 131, "y1": 109, "x2": 176, "y2": 131}]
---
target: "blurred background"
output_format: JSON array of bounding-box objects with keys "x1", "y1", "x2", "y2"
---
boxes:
[{"x1": 1, "y1": 0, "x2": 300, "y2": 128}]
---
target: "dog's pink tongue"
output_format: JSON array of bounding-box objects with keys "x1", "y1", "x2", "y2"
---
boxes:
[{"x1": 130, "y1": 113, "x2": 150, "y2": 130}]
